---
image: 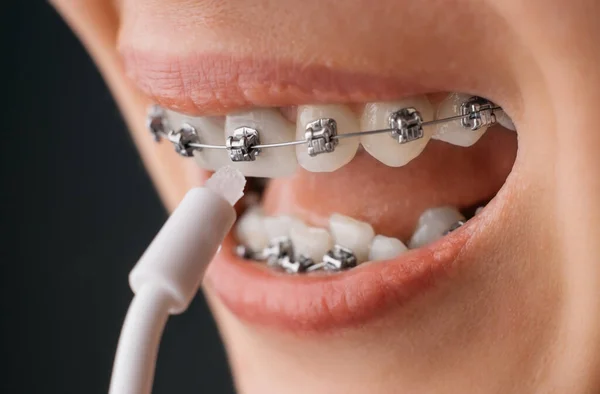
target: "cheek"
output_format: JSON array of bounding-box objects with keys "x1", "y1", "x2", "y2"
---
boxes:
[{"x1": 52, "y1": 0, "x2": 209, "y2": 209}]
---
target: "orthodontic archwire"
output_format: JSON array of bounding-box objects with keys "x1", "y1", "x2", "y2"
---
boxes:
[{"x1": 147, "y1": 96, "x2": 501, "y2": 161}]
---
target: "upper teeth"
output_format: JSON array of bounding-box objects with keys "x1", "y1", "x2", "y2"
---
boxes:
[
  {"x1": 225, "y1": 109, "x2": 298, "y2": 177},
  {"x1": 161, "y1": 93, "x2": 506, "y2": 177},
  {"x1": 496, "y1": 109, "x2": 516, "y2": 131},
  {"x1": 296, "y1": 104, "x2": 360, "y2": 173},
  {"x1": 360, "y1": 96, "x2": 434, "y2": 167},
  {"x1": 433, "y1": 93, "x2": 491, "y2": 147},
  {"x1": 163, "y1": 111, "x2": 230, "y2": 170}
]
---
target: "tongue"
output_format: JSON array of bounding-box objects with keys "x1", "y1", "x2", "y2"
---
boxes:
[{"x1": 262, "y1": 127, "x2": 517, "y2": 241}]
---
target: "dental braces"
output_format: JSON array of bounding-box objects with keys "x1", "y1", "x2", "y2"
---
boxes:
[
  {"x1": 236, "y1": 238, "x2": 360, "y2": 274},
  {"x1": 147, "y1": 97, "x2": 502, "y2": 160},
  {"x1": 236, "y1": 219, "x2": 466, "y2": 274}
]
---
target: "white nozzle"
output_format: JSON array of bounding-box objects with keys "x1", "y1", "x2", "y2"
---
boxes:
[{"x1": 205, "y1": 166, "x2": 246, "y2": 206}]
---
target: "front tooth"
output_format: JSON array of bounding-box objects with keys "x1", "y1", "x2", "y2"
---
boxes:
[
  {"x1": 360, "y1": 96, "x2": 434, "y2": 167},
  {"x1": 289, "y1": 223, "x2": 333, "y2": 262},
  {"x1": 235, "y1": 207, "x2": 270, "y2": 252},
  {"x1": 368, "y1": 235, "x2": 408, "y2": 261},
  {"x1": 166, "y1": 110, "x2": 230, "y2": 170},
  {"x1": 496, "y1": 110, "x2": 516, "y2": 131},
  {"x1": 225, "y1": 109, "x2": 298, "y2": 178},
  {"x1": 433, "y1": 93, "x2": 489, "y2": 147},
  {"x1": 329, "y1": 214, "x2": 375, "y2": 263},
  {"x1": 409, "y1": 206, "x2": 465, "y2": 249},
  {"x1": 263, "y1": 215, "x2": 304, "y2": 239},
  {"x1": 296, "y1": 105, "x2": 360, "y2": 172}
]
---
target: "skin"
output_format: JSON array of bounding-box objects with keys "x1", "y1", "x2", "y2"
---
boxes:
[{"x1": 51, "y1": 0, "x2": 600, "y2": 392}]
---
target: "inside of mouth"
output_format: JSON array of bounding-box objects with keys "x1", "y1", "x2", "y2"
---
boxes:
[{"x1": 231, "y1": 92, "x2": 518, "y2": 275}]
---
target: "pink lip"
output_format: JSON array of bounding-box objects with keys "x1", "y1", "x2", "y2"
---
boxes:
[
  {"x1": 205, "y1": 220, "x2": 476, "y2": 334},
  {"x1": 121, "y1": 51, "x2": 443, "y2": 116}
]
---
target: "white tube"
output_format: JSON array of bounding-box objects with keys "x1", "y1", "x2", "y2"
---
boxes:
[
  {"x1": 109, "y1": 285, "x2": 170, "y2": 394},
  {"x1": 109, "y1": 167, "x2": 245, "y2": 394}
]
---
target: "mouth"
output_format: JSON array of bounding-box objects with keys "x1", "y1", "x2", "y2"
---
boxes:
[{"x1": 147, "y1": 86, "x2": 518, "y2": 333}]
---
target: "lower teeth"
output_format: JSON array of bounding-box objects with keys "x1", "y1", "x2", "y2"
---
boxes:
[{"x1": 234, "y1": 205, "x2": 483, "y2": 274}]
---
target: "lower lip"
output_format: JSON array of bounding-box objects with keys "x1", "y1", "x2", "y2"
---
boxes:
[{"x1": 205, "y1": 218, "x2": 478, "y2": 333}]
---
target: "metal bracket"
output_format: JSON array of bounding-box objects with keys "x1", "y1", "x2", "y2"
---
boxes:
[
  {"x1": 279, "y1": 255, "x2": 314, "y2": 274},
  {"x1": 460, "y1": 97, "x2": 497, "y2": 131},
  {"x1": 443, "y1": 220, "x2": 466, "y2": 236},
  {"x1": 262, "y1": 236, "x2": 294, "y2": 267},
  {"x1": 147, "y1": 105, "x2": 168, "y2": 142},
  {"x1": 322, "y1": 245, "x2": 358, "y2": 271},
  {"x1": 389, "y1": 107, "x2": 424, "y2": 144},
  {"x1": 226, "y1": 127, "x2": 262, "y2": 162},
  {"x1": 167, "y1": 123, "x2": 201, "y2": 157},
  {"x1": 235, "y1": 244, "x2": 257, "y2": 260},
  {"x1": 305, "y1": 118, "x2": 338, "y2": 156}
]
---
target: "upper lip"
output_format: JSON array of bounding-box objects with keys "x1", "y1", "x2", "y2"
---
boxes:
[
  {"x1": 122, "y1": 51, "x2": 457, "y2": 116},
  {"x1": 119, "y1": 0, "x2": 521, "y2": 118}
]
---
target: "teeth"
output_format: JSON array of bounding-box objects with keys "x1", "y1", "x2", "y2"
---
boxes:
[
  {"x1": 263, "y1": 215, "x2": 304, "y2": 239},
  {"x1": 296, "y1": 105, "x2": 360, "y2": 172},
  {"x1": 368, "y1": 235, "x2": 408, "y2": 261},
  {"x1": 409, "y1": 206, "x2": 465, "y2": 249},
  {"x1": 360, "y1": 96, "x2": 434, "y2": 167},
  {"x1": 432, "y1": 93, "x2": 489, "y2": 147},
  {"x1": 225, "y1": 109, "x2": 298, "y2": 177},
  {"x1": 496, "y1": 110, "x2": 516, "y2": 131},
  {"x1": 238, "y1": 207, "x2": 472, "y2": 268},
  {"x1": 475, "y1": 206, "x2": 485, "y2": 215},
  {"x1": 289, "y1": 223, "x2": 334, "y2": 262},
  {"x1": 328, "y1": 214, "x2": 375, "y2": 263},
  {"x1": 235, "y1": 207, "x2": 270, "y2": 252},
  {"x1": 166, "y1": 110, "x2": 230, "y2": 170}
]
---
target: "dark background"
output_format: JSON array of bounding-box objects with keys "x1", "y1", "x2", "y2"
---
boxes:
[{"x1": 1, "y1": 3, "x2": 234, "y2": 393}]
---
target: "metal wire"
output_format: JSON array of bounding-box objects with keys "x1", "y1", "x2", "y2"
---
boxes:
[
  {"x1": 253, "y1": 140, "x2": 308, "y2": 149},
  {"x1": 153, "y1": 104, "x2": 503, "y2": 150},
  {"x1": 188, "y1": 143, "x2": 228, "y2": 149}
]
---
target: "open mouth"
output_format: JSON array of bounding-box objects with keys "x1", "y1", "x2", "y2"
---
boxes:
[{"x1": 149, "y1": 91, "x2": 518, "y2": 332}]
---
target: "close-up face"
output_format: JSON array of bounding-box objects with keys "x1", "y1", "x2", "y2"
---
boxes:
[{"x1": 52, "y1": 0, "x2": 600, "y2": 392}]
